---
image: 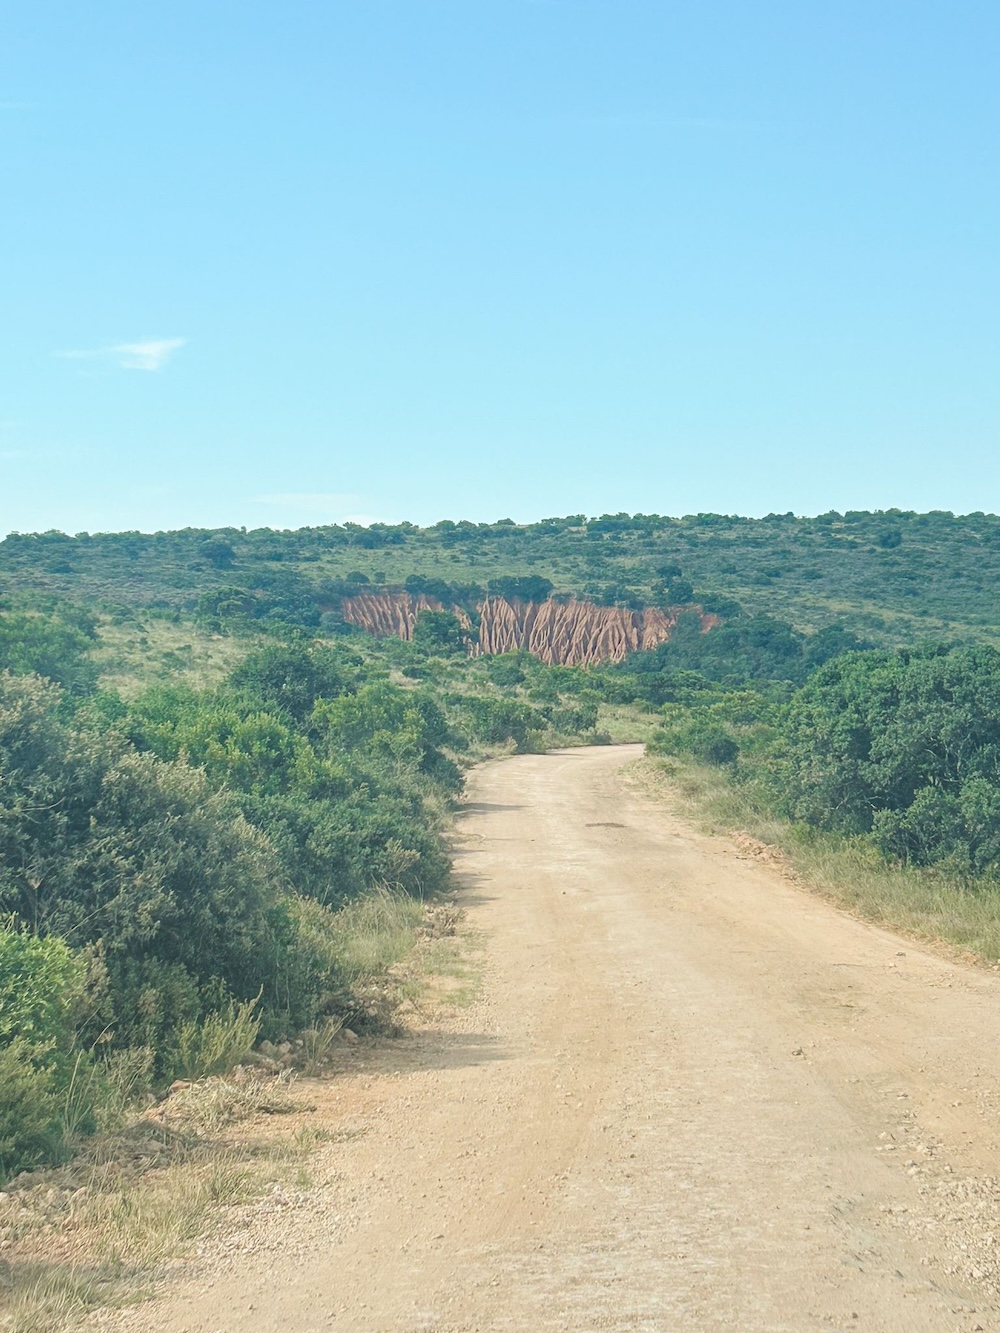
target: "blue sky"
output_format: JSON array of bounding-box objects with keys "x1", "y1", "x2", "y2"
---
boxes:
[{"x1": 2, "y1": 1, "x2": 999, "y2": 534}]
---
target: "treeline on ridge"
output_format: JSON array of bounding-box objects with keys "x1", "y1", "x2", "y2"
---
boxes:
[{"x1": 6, "y1": 508, "x2": 1000, "y2": 646}]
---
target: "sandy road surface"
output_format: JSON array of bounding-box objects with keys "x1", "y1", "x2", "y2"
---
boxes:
[{"x1": 104, "y1": 745, "x2": 1000, "y2": 1333}]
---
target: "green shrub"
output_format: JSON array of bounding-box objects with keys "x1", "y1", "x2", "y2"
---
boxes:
[
  {"x1": 0, "y1": 927, "x2": 96, "y2": 1180},
  {"x1": 412, "y1": 610, "x2": 470, "y2": 654},
  {"x1": 168, "y1": 994, "x2": 262, "y2": 1081},
  {"x1": 773, "y1": 646, "x2": 1000, "y2": 868},
  {"x1": 546, "y1": 701, "x2": 599, "y2": 733},
  {"x1": 0, "y1": 610, "x2": 98, "y2": 695},
  {"x1": 0, "y1": 1039, "x2": 64, "y2": 1179},
  {"x1": 650, "y1": 718, "x2": 739, "y2": 766},
  {"x1": 0, "y1": 926, "x2": 87, "y2": 1052},
  {"x1": 460, "y1": 696, "x2": 538, "y2": 750},
  {"x1": 227, "y1": 643, "x2": 349, "y2": 721},
  {"x1": 483, "y1": 652, "x2": 528, "y2": 687}
]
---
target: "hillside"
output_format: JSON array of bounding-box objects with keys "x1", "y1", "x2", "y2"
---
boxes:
[{"x1": 3, "y1": 508, "x2": 1000, "y2": 648}]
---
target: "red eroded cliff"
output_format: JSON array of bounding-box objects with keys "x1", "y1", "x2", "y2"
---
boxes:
[
  {"x1": 339, "y1": 591, "x2": 472, "y2": 638},
  {"x1": 476, "y1": 596, "x2": 718, "y2": 666},
  {"x1": 341, "y1": 592, "x2": 718, "y2": 666}
]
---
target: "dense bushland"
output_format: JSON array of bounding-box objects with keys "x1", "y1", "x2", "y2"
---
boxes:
[
  {"x1": 123, "y1": 655, "x2": 458, "y2": 904},
  {"x1": 0, "y1": 610, "x2": 606, "y2": 1179},
  {"x1": 0, "y1": 649, "x2": 459, "y2": 1175},
  {"x1": 0, "y1": 662, "x2": 456, "y2": 1117},
  {"x1": 773, "y1": 646, "x2": 1000, "y2": 872},
  {"x1": 602, "y1": 611, "x2": 868, "y2": 700},
  {"x1": 0, "y1": 604, "x2": 99, "y2": 694},
  {"x1": 650, "y1": 642, "x2": 1000, "y2": 879}
]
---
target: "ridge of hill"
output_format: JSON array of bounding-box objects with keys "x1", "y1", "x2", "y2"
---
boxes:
[{"x1": 2, "y1": 508, "x2": 999, "y2": 646}]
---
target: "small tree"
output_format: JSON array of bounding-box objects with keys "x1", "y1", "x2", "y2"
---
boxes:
[
  {"x1": 412, "y1": 610, "x2": 469, "y2": 655},
  {"x1": 199, "y1": 537, "x2": 236, "y2": 568}
]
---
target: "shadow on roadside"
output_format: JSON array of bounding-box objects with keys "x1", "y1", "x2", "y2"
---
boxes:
[
  {"x1": 458, "y1": 801, "x2": 526, "y2": 815},
  {"x1": 329, "y1": 1028, "x2": 508, "y2": 1078}
]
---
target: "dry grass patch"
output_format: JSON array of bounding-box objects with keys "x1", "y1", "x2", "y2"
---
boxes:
[
  {"x1": 152, "y1": 1071, "x2": 301, "y2": 1136},
  {"x1": 596, "y1": 703, "x2": 661, "y2": 744},
  {"x1": 0, "y1": 1075, "x2": 307, "y2": 1333},
  {"x1": 397, "y1": 899, "x2": 483, "y2": 1013},
  {"x1": 0, "y1": 1262, "x2": 128, "y2": 1333},
  {"x1": 92, "y1": 619, "x2": 251, "y2": 697},
  {"x1": 415, "y1": 936, "x2": 482, "y2": 1009},
  {"x1": 332, "y1": 887, "x2": 426, "y2": 985},
  {"x1": 0, "y1": 894, "x2": 473, "y2": 1333}
]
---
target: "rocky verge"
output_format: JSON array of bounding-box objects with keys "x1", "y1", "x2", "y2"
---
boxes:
[{"x1": 341, "y1": 591, "x2": 718, "y2": 666}]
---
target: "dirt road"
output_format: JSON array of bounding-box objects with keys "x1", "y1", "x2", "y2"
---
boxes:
[{"x1": 108, "y1": 746, "x2": 1000, "y2": 1332}]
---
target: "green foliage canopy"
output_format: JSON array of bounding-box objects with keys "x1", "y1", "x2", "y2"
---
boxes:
[
  {"x1": 0, "y1": 610, "x2": 98, "y2": 694},
  {"x1": 773, "y1": 645, "x2": 1000, "y2": 872}
]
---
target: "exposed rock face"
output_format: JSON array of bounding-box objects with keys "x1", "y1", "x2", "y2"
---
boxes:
[
  {"x1": 477, "y1": 596, "x2": 707, "y2": 667},
  {"x1": 341, "y1": 591, "x2": 718, "y2": 666},
  {"x1": 339, "y1": 592, "x2": 472, "y2": 638}
]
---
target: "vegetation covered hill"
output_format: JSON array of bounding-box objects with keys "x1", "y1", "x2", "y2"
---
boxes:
[
  {"x1": 3, "y1": 508, "x2": 1000, "y2": 646},
  {"x1": 6, "y1": 506, "x2": 1000, "y2": 1187}
]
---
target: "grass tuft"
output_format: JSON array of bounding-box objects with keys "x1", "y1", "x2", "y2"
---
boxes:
[
  {"x1": 156, "y1": 1072, "x2": 299, "y2": 1135},
  {"x1": 331, "y1": 886, "x2": 425, "y2": 985},
  {"x1": 298, "y1": 1019, "x2": 345, "y2": 1076},
  {"x1": 0, "y1": 1262, "x2": 130, "y2": 1333},
  {"x1": 169, "y1": 994, "x2": 262, "y2": 1082}
]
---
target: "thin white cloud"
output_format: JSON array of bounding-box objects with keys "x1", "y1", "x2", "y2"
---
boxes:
[
  {"x1": 56, "y1": 337, "x2": 185, "y2": 372},
  {"x1": 113, "y1": 338, "x2": 185, "y2": 371}
]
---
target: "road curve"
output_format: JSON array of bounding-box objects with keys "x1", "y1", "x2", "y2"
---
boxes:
[{"x1": 109, "y1": 745, "x2": 1000, "y2": 1332}]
